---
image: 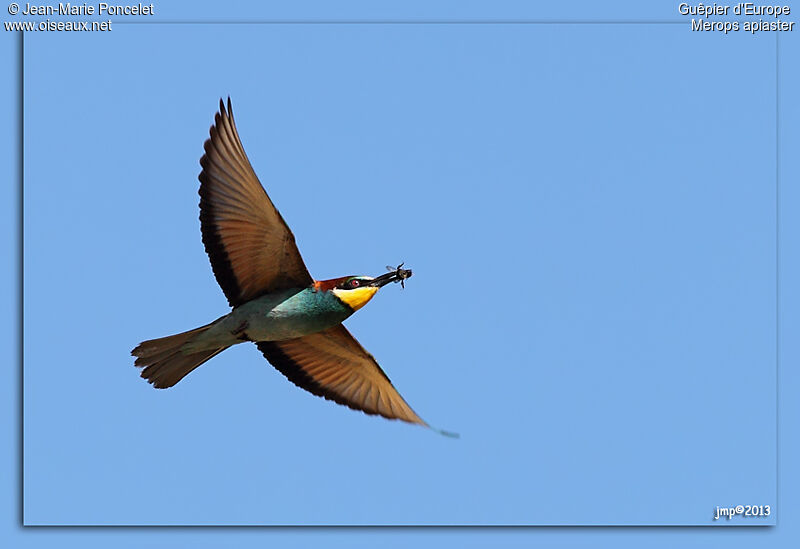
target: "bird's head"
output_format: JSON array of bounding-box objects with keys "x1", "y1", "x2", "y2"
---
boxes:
[{"x1": 317, "y1": 266, "x2": 413, "y2": 311}]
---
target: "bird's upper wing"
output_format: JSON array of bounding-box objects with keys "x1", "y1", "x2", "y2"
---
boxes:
[
  {"x1": 257, "y1": 325, "x2": 426, "y2": 426},
  {"x1": 199, "y1": 98, "x2": 313, "y2": 307}
]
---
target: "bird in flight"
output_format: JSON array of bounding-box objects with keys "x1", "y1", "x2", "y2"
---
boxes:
[{"x1": 132, "y1": 98, "x2": 455, "y2": 437}]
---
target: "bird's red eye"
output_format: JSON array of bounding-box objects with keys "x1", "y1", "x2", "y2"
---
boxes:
[{"x1": 350, "y1": 280, "x2": 360, "y2": 288}]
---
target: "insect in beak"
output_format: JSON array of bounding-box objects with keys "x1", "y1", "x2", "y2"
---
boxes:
[{"x1": 370, "y1": 262, "x2": 413, "y2": 288}]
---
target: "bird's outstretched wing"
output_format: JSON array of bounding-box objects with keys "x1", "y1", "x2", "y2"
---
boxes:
[
  {"x1": 199, "y1": 98, "x2": 313, "y2": 307},
  {"x1": 257, "y1": 325, "x2": 427, "y2": 426}
]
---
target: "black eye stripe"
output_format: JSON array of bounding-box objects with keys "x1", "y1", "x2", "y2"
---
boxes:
[{"x1": 336, "y1": 278, "x2": 364, "y2": 290}]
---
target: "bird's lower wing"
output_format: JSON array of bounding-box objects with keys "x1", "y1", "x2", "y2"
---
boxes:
[{"x1": 257, "y1": 325, "x2": 426, "y2": 426}]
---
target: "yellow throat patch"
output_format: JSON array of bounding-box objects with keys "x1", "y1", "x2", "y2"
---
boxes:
[{"x1": 332, "y1": 286, "x2": 379, "y2": 311}]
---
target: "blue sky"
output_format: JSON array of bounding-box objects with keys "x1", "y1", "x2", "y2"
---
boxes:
[{"x1": 3, "y1": 0, "x2": 800, "y2": 546}]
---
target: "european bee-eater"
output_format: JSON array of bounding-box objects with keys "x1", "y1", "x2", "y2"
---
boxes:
[{"x1": 133, "y1": 99, "x2": 453, "y2": 436}]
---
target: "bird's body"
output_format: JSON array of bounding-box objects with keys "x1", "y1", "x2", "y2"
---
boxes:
[
  {"x1": 181, "y1": 284, "x2": 369, "y2": 352},
  {"x1": 132, "y1": 99, "x2": 453, "y2": 436}
]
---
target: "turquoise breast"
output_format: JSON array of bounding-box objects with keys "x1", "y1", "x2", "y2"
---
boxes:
[{"x1": 234, "y1": 287, "x2": 353, "y2": 342}]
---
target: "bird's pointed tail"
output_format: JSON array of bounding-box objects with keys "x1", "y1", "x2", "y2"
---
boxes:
[{"x1": 132, "y1": 323, "x2": 229, "y2": 388}]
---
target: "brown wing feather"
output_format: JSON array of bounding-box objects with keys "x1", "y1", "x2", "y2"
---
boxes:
[
  {"x1": 199, "y1": 98, "x2": 313, "y2": 307},
  {"x1": 257, "y1": 325, "x2": 427, "y2": 426}
]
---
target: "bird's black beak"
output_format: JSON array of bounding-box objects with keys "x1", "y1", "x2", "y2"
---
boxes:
[{"x1": 370, "y1": 266, "x2": 413, "y2": 288}]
